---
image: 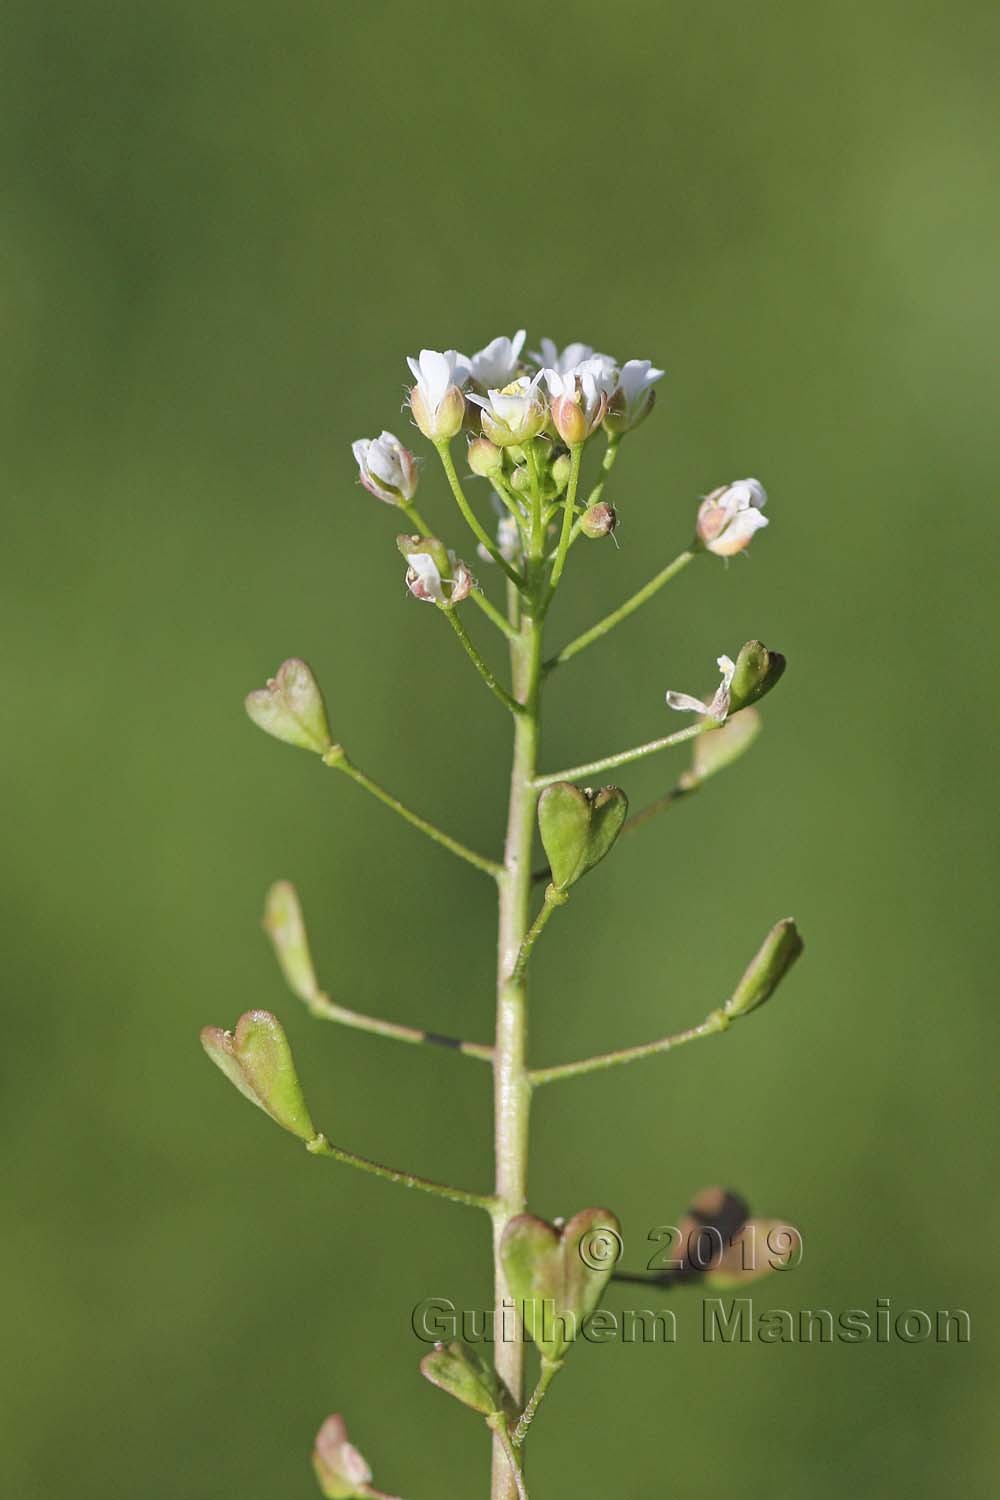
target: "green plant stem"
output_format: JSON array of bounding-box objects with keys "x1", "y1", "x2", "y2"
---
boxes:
[
  {"x1": 440, "y1": 605, "x2": 525, "y2": 716},
  {"x1": 532, "y1": 722, "x2": 706, "y2": 788},
  {"x1": 528, "y1": 1008, "x2": 730, "y2": 1088},
  {"x1": 436, "y1": 441, "x2": 525, "y2": 590},
  {"x1": 305, "y1": 990, "x2": 493, "y2": 1062},
  {"x1": 545, "y1": 444, "x2": 583, "y2": 600},
  {"x1": 510, "y1": 885, "x2": 564, "y2": 985},
  {"x1": 491, "y1": 577, "x2": 544, "y2": 1500},
  {"x1": 545, "y1": 546, "x2": 698, "y2": 670},
  {"x1": 402, "y1": 501, "x2": 434, "y2": 536},
  {"x1": 489, "y1": 474, "x2": 529, "y2": 530},
  {"x1": 306, "y1": 1134, "x2": 497, "y2": 1211},
  {"x1": 324, "y1": 752, "x2": 503, "y2": 879},
  {"x1": 489, "y1": 1417, "x2": 530, "y2": 1500},
  {"x1": 472, "y1": 587, "x2": 519, "y2": 640},
  {"x1": 513, "y1": 1360, "x2": 562, "y2": 1446}
]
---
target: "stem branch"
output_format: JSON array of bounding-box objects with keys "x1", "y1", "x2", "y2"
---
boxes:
[
  {"x1": 306, "y1": 1135, "x2": 496, "y2": 1211},
  {"x1": 546, "y1": 547, "x2": 698, "y2": 670},
  {"x1": 440, "y1": 605, "x2": 525, "y2": 716},
  {"x1": 529, "y1": 1009, "x2": 730, "y2": 1088},
  {"x1": 533, "y1": 722, "x2": 706, "y2": 788},
  {"x1": 325, "y1": 753, "x2": 503, "y2": 879}
]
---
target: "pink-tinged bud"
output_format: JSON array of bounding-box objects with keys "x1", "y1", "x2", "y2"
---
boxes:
[
  {"x1": 406, "y1": 348, "x2": 469, "y2": 441},
  {"x1": 312, "y1": 1414, "x2": 381, "y2": 1500},
  {"x1": 350, "y1": 431, "x2": 418, "y2": 506},
  {"x1": 580, "y1": 502, "x2": 617, "y2": 538},
  {"x1": 467, "y1": 436, "x2": 504, "y2": 476},
  {"x1": 397, "y1": 533, "x2": 473, "y2": 605},
  {"x1": 604, "y1": 358, "x2": 665, "y2": 434},
  {"x1": 696, "y1": 478, "x2": 769, "y2": 556},
  {"x1": 543, "y1": 358, "x2": 617, "y2": 445},
  {"x1": 467, "y1": 375, "x2": 547, "y2": 446}
]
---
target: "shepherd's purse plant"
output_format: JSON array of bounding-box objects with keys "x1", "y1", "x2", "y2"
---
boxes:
[{"x1": 201, "y1": 329, "x2": 804, "y2": 1499}]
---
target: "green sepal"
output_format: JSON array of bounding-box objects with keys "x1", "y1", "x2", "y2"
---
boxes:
[
  {"x1": 420, "y1": 1340, "x2": 517, "y2": 1418},
  {"x1": 724, "y1": 918, "x2": 804, "y2": 1020},
  {"x1": 728, "y1": 640, "x2": 786, "y2": 714},
  {"x1": 244, "y1": 657, "x2": 332, "y2": 754},
  {"x1": 200, "y1": 1009, "x2": 316, "y2": 1141},
  {"x1": 311, "y1": 1414, "x2": 378, "y2": 1499},
  {"x1": 500, "y1": 1207, "x2": 621, "y2": 1363},
  {"x1": 537, "y1": 783, "x2": 628, "y2": 891},
  {"x1": 263, "y1": 880, "x2": 319, "y2": 1006}
]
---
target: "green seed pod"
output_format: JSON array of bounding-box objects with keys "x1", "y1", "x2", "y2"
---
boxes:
[
  {"x1": 263, "y1": 881, "x2": 319, "y2": 1007},
  {"x1": 501, "y1": 1208, "x2": 622, "y2": 1364},
  {"x1": 728, "y1": 640, "x2": 786, "y2": 714},
  {"x1": 244, "y1": 658, "x2": 332, "y2": 755},
  {"x1": 724, "y1": 919, "x2": 804, "y2": 1019},
  {"x1": 200, "y1": 1009, "x2": 316, "y2": 1141},
  {"x1": 420, "y1": 1340, "x2": 516, "y2": 1418},
  {"x1": 537, "y1": 782, "x2": 628, "y2": 891}
]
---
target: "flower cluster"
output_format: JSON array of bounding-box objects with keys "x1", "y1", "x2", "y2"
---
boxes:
[{"x1": 351, "y1": 331, "x2": 771, "y2": 602}]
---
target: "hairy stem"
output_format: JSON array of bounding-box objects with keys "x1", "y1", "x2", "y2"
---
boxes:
[
  {"x1": 491, "y1": 594, "x2": 543, "y2": 1498},
  {"x1": 325, "y1": 753, "x2": 503, "y2": 879},
  {"x1": 528, "y1": 1008, "x2": 729, "y2": 1087},
  {"x1": 306, "y1": 1134, "x2": 496, "y2": 1211},
  {"x1": 305, "y1": 990, "x2": 493, "y2": 1062},
  {"x1": 532, "y1": 721, "x2": 705, "y2": 788},
  {"x1": 440, "y1": 605, "x2": 525, "y2": 716}
]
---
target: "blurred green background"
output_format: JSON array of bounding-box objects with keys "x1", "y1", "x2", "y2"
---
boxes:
[{"x1": 4, "y1": 0, "x2": 998, "y2": 1494}]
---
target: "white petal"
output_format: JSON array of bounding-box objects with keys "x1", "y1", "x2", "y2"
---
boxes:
[{"x1": 665, "y1": 690, "x2": 709, "y2": 714}]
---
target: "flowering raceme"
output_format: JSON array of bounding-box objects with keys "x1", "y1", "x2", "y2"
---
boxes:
[{"x1": 221, "y1": 326, "x2": 797, "y2": 1500}]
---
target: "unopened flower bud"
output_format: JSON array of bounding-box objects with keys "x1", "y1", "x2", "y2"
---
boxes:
[
  {"x1": 350, "y1": 430, "x2": 418, "y2": 506},
  {"x1": 604, "y1": 358, "x2": 665, "y2": 434},
  {"x1": 244, "y1": 658, "x2": 333, "y2": 754},
  {"x1": 200, "y1": 1009, "x2": 317, "y2": 1141},
  {"x1": 728, "y1": 640, "x2": 786, "y2": 713},
  {"x1": 468, "y1": 375, "x2": 548, "y2": 446},
  {"x1": 550, "y1": 452, "x2": 572, "y2": 493},
  {"x1": 312, "y1": 1414, "x2": 379, "y2": 1500},
  {"x1": 580, "y1": 502, "x2": 617, "y2": 539},
  {"x1": 696, "y1": 478, "x2": 768, "y2": 556},
  {"x1": 406, "y1": 348, "x2": 468, "y2": 442},
  {"x1": 397, "y1": 533, "x2": 473, "y2": 605},
  {"x1": 467, "y1": 436, "x2": 503, "y2": 477},
  {"x1": 724, "y1": 918, "x2": 804, "y2": 1020}
]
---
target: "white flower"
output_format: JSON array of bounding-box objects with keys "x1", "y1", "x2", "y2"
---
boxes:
[
  {"x1": 467, "y1": 330, "x2": 526, "y2": 389},
  {"x1": 666, "y1": 655, "x2": 736, "y2": 721},
  {"x1": 543, "y1": 357, "x2": 619, "y2": 444},
  {"x1": 605, "y1": 358, "x2": 665, "y2": 433},
  {"x1": 467, "y1": 373, "x2": 547, "y2": 446},
  {"x1": 696, "y1": 479, "x2": 769, "y2": 557},
  {"x1": 531, "y1": 337, "x2": 614, "y2": 374},
  {"x1": 351, "y1": 430, "x2": 418, "y2": 506},
  {"x1": 406, "y1": 348, "x2": 469, "y2": 441},
  {"x1": 404, "y1": 547, "x2": 473, "y2": 604}
]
